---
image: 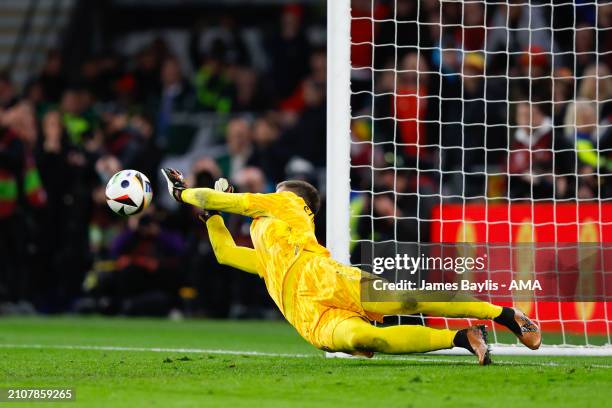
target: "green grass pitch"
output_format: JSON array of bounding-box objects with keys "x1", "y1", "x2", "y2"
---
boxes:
[{"x1": 0, "y1": 317, "x2": 611, "y2": 407}]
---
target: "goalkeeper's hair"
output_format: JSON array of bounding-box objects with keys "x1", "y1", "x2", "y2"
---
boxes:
[{"x1": 277, "y1": 180, "x2": 321, "y2": 215}]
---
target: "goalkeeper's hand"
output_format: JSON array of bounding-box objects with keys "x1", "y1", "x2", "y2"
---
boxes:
[
  {"x1": 161, "y1": 168, "x2": 187, "y2": 202},
  {"x1": 198, "y1": 178, "x2": 234, "y2": 222}
]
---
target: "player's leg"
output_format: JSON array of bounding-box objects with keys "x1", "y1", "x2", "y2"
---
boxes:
[
  {"x1": 332, "y1": 317, "x2": 491, "y2": 365},
  {"x1": 361, "y1": 300, "x2": 540, "y2": 350},
  {"x1": 362, "y1": 300, "x2": 501, "y2": 319},
  {"x1": 161, "y1": 168, "x2": 252, "y2": 216},
  {"x1": 416, "y1": 302, "x2": 542, "y2": 350},
  {"x1": 359, "y1": 273, "x2": 502, "y2": 319}
]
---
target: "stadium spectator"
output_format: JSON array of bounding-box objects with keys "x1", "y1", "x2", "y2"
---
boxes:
[
  {"x1": 0, "y1": 102, "x2": 46, "y2": 310},
  {"x1": 221, "y1": 117, "x2": 253, "y2": 180},
  {"x1": 154, "y1": 56, "x2": 196, "y2": 147},
  {"x1": 233, "y1": 67, "x2": 269, "y2": 112},
  {"x1": 267, "y1": 4, "x2": 311, "y2": 102},
  {"x1": 350, "y1": 0, "x2": 389, "y2": 108},
  {"x1": 132, "y1": 45, "x2": 162, "y2": 105},
  {"x1": 577, "y1": 64, "x2": 612, "y2": 120},
  {"x1": 487, "y1": 0, "x2": 557, "y2": 74},
  {"x1": 281, "y1": 78, "x2": 326, "y2": 169},
  {"x1": 60, "y1": 87, "x2": 97, "y2": 146},
  {"x1": 508, "y1": 102, "x2": 556, "y2": 200},
  {"x1": 0, "y1": 72, "x2": 18, "y2": 109},
  {"x1": 38, "y1": 112, "x2": 98, "y2": 309},
  {"x1": 36, "y1": 50, "x2": 66, "y2": 103},
  {"x1": 279, "y1": 48, "x2": 326, "y2": 114},
  {"x1": 461, "y1": 52, "x2": 507, "y2": 197},
  {"x1": 79, "y1": 54, "x2": 122, "y2": 102},
  {"x1": 192, "y1": 38, "x2": 236, "y2": 113},
  {"x1": 564, "y1": 99, "x2": 606, "y2": 199},
  {"x1": 574, "y1": 23, "x2": 598, "y2": 76},
  {"x1": 372, "y1": 51, "x2": 432, "y2": 165},
  {"x1": 395, "y1": 52, "x2": 430, "y2": 158},
  {"x1": 551, "y1": 67, "x2": 574, "y2": 124},
  {"x1": 515, "y1": 46, "x2": 554, "y2": 107},
  {"x1": 598, "y1": 2, "x2": 612, "y2": 68},
  {"x1": 190, "y1": 16, "x2": 250, "y2": 69},
  {"x1": 93, "y1": 208, "x2": 185, "y2": 316},
  {"x1": 562, "y1": 64, "x2": 612, "y2": 197},
  {"x1": 461, "y1": 1, "x2": 486, "y2": 51},
  {"x1": 375, "y1": 0, "x2": 422, "y2": 68},
  {"x1": 247, "y1": 116, "x2": 285, "y2": 183},
  {"x1": 354, "y1": 168, "x2": 423, "y2": 248}
]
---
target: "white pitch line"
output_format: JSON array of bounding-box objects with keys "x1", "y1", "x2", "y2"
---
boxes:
[
  {"x1": 0, "y1": 343, "x2": 315, "y2": 358},
  {"x1": 0, "y1": 344, "x2": 610, "y2": 368},
  {"x1": 389, "y1": 356, "x2": 612, "y2": 369}
]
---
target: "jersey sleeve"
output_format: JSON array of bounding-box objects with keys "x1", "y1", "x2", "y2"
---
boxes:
[
  {"x1": 181, "y1": 188, "x2": 296, "y2": 219},
  {"x1": 181, "y1": 188, "x2": 260, "y2": 217},
  {"x1": 243, "y1": 192, "x2": 292, "y2": 217},
  {"x1": 206, "y1": 214, "x2": 259, "y2": 275}
]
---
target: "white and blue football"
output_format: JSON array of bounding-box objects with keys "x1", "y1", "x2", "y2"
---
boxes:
[{"x1": 105, "y1": 170, "x2": 153, "y2": 216}]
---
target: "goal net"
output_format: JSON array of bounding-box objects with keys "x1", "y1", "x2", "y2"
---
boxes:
[{"x1": 327, "y1": 0, "x2": 612, "y2": 355}]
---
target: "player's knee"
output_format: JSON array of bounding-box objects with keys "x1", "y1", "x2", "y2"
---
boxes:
[
  {"x1": 347, "y1": 327, "x2": 370, "y2": 350},
  {"x1": 347, "y1": 326, "x2": 388, "y2": 352}
]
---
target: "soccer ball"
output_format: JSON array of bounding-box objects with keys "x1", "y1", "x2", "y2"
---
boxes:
[{"x1": 105, "y1": 170, "x2": 153, "y2": 216}]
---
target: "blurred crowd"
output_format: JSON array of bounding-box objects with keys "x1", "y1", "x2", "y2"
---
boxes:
[
  {"x1": 0, "y1": 3, "x2": 324, "y2": 317},
  {"x1": 0, "y1": 0, "x2": 610, "y2": 316},
  {"x1": 349, "y1": 0, "x2": 612, "y2": 246}
]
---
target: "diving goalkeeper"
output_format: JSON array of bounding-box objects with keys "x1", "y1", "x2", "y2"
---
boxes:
[{"x1": 162, "y1": 168, "x2": 541, "y2": 365}]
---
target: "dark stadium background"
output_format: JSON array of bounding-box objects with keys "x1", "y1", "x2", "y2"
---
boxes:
[
  {"x1": 0, "y1": 0, "x2": 609, "y2": 320},
  {"x1": 0, "y1": 0, "x2": 327, "y2": 317}
]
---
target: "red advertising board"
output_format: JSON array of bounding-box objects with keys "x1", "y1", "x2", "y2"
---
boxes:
[{"x1": 429, "y1": 203, "x2": 612, "y2": 335}]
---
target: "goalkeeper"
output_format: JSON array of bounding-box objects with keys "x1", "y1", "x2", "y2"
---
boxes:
[{"x1": 162, "y1": 168, "x2": 541, "y2": 365}]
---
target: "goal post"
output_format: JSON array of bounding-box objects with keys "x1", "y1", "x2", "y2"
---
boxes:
[
  {"x1": 326, "y1": 0, "x2": 352, "y2": 265},
  {"x1": 325, "y1": 0, "x2": 354, "y2": 360},
  {"x1": 326, "y1": 0, "x2": 612, "y2": 356}
]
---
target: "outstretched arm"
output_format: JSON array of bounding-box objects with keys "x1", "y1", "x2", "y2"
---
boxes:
[
  {"x1": 162, "y1": 168, "x2": 284, "y2": 218},
  {"x1": 182, "y1": 187, "x2": 296, "y2": 220},
  {"x1": 204, "y1": 214, "x2": 259, "y2": 275},
  {"x1": 161, "y1": 169, "x2": 260, "y2": 274},
  {"x1": 183, "y1": 188, "x2": 266, "y2": 218}
]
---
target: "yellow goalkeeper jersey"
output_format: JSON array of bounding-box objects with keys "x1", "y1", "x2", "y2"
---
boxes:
[
  {"x1": 182, "y1": 188, "x2": 381, "y2": 347},
  {"x1": 245, "y1": 192, "x2": 329, "y2": 309}
]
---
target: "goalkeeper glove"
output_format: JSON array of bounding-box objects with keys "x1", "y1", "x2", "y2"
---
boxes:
[
  {"x1": 161, "y1": 168, "x2": 187, "y2": 202},
  {"x1": 214, "y1": 177, "x2": 234, "y2": 193}
]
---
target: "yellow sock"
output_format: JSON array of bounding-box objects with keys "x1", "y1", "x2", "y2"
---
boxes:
[
  {"x1": 375, "y1": 325, "x2": 456, "y2": 353},
  {"x1": 415, "y1": 301, "x2": 503, "y2": 320},
  {"x1": 363, "y1": 300, "x2": 503, "y2": 320}
]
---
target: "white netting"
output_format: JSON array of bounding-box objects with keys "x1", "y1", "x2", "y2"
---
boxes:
[{"x1": 345, "y1": 0, "x2": 612, "y2": 352}]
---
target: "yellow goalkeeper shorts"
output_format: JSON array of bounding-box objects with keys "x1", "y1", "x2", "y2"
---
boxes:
[{"x1": 284, "y1": 254, "x2": 383, "y2": 350}]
